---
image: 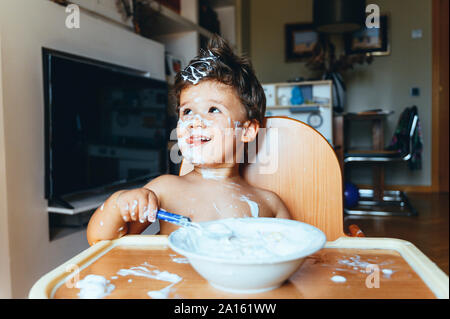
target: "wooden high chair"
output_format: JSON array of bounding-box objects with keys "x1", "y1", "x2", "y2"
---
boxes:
[{"x1": 180, "y1": 116, "x2": 361, "y2": 241}]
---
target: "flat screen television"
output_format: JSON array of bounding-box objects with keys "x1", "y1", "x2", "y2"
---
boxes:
[{"x1": 43, "y1": 48, "x2": 169, "y2": 207}]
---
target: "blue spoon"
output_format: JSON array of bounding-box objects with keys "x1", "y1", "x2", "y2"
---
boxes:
[{"x1": 156, "y1": 209, "x2": 192, "y2": 227}]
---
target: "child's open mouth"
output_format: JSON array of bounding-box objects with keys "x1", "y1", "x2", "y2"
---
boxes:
[{"x1": 186, "y1": 135, "x2": 212, "y2": 147}]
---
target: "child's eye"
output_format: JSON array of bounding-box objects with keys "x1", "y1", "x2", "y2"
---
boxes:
[
  {"x1": 182, "y1": 108, "x2": 192, "y2": 115},
  {"x1": 209, "y1": 106, "x2": 221, "y2": 113}
]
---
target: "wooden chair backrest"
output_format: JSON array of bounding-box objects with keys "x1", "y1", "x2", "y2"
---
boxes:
[{"x1": 180, "y1": 116, "x2": 345, "y2": 240}]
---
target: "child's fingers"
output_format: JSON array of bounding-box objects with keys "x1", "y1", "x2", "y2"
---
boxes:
[
  {"x1": 119, "y1": 201, "x2": 131, "y2": 222},
  {"x1": 129, "y1": 199, "x2": 139, "y2": 221},
  {"x1": 138, "y1": 197, "x2": 149, "y2": 224},
  {"x1": 147, "y1": 191, "x2": 159, "y2": 222}
]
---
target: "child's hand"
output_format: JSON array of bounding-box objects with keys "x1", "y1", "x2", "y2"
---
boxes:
[{"x1": 115, "y1": 188, "x2": 159, "y2": 223}]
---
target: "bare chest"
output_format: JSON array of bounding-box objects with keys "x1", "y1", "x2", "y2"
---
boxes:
[{"x1": 160, "y1": 183, "x2": 273, "y2": 223}]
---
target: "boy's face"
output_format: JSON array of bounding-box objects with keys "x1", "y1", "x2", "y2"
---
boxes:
[{"x1": 177, "y1": 80, "x2": 257, "y2": 166}]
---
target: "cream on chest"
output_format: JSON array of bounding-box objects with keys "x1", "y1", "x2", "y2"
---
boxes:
[{"x1": 163, "y1": 185, "x2": 271, "y2": 222}]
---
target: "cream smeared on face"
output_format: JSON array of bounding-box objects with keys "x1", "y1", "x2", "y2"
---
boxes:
[
  {"x1": 177, "y1": 81, "x2": 248, "y2": 166},
  {"x1": 177, "y1": 114, "x2": 215, "y2": 164}
]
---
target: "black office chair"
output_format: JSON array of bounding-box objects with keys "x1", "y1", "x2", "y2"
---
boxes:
[{"x1": 344, "y1": 106, "x2": 420, "y2": 217}]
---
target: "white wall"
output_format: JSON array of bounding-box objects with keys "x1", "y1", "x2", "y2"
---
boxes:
[
  {"x1": 216, "y1": 6, "x2": 237, "y2": 48},
  {"x1": 154, "y1": 31, "x2": 199, "y2": 69},
  {"x1": 0, "y1": 34, "x2": 13, "y2": 298},
  {"x1": 0, "y1": 0, "x2": 164, "y2": 298},
  {"x1": 250, "y1": 0, "x2": 313, "y2": 82}
]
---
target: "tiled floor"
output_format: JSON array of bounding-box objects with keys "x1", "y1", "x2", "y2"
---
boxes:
[{"x1": 344, "y1": 192, "x2": 449, "y2": 275}]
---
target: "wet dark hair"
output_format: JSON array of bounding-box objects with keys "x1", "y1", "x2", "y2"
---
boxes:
[{"x1": 173, "y1": 35, "x2": 266, "y2": 125}]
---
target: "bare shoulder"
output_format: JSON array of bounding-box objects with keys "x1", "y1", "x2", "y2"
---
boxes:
[
  {"x1": 144, "y1": 172, "x2": 196, "y2": 192},
  {"x1": 143, "y1": 174, "x2": 185, "y2": 196},
  {"x1": 253, "y1": 187, "x2": 291, "y2": 219},
  {"x1": 144, "y1": 174, "x2": 182, "y2": 187}
]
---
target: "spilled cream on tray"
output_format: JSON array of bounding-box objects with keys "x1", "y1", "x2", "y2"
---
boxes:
[{"x1": 76, "y1": 274, "x2": 115, "y2": 299}]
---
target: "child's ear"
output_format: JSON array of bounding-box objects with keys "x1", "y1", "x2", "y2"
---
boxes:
[{"x1": 240, "y1": 120, "x2": 259, "y2": 143}]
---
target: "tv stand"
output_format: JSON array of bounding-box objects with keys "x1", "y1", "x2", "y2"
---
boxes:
[
  {"x1": 47, "y1": 181, "x2": 147, "y2": 215},
  {"x1": 47, "y1": 192, "x2": 110, "y2": 215},
  {"x1": 49, "y1": 197, "x2": 74, "y2": 210}
]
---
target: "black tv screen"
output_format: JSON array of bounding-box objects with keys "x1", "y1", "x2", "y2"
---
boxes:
[{"x1": 43, "y1": 48, "x2": 168, "y2": 202}]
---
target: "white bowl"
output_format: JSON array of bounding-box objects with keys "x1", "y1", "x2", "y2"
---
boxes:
[{"x1": 168, "y1": 218, "x2": 326, "y2": 294}]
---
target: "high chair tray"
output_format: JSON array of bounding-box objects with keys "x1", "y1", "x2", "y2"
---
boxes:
[{"x1": 29, "y1": 235, "x2": 448, "y2": 299}]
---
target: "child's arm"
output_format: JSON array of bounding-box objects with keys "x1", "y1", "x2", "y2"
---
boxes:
[
  {"x1": 262, "y1": 190, "x2": 291, "y2": 219},
  {"x1": 274, "y1": 200, "x2": 291, "y2": 219},
  {"x1": 86, "y1": 187, "x2": 159, "y2": 246}
]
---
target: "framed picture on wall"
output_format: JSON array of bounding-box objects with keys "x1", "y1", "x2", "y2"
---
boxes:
[
  {"x1": 344, "y1": 15, "x2": 390, "y2": 56},
  {"x1": 285, "y1": 23, "x2": 320, "y2": 62}
]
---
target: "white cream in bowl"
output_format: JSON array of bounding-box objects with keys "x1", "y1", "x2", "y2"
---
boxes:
[{"x1": 168, "y1": 218, "x2": 326, "y2": 293}]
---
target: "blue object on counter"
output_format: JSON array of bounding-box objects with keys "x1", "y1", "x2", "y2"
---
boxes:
[
  {"x1": 290, "y1": 86, "x2": 304, "y2": 105},
  {"x1": 344, "y1": 182, "x2": 360, "y2": 208},
  {"x1": 301, "y1": 85, "x2": 313, "y2": 101},
  {"x1": 156, "y1": 209, "x2": 191, "y2": 227}
]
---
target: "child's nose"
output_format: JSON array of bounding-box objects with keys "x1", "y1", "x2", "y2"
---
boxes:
[{"x1": 192, "y1": 115, "x2": 206, "y2": 128}]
